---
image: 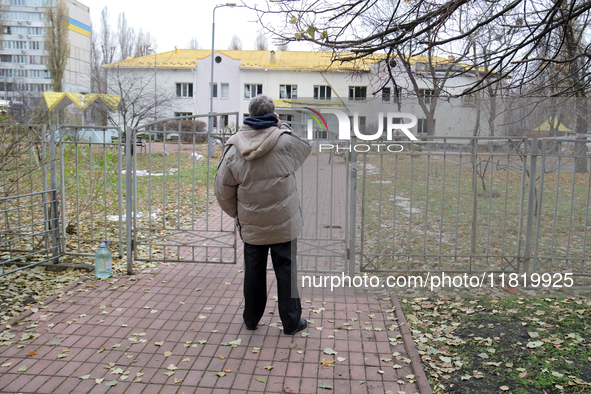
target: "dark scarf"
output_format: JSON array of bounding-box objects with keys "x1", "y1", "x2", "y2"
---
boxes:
[{"x1": 243, "y1": 113, "x2": 279, "y2": 130}]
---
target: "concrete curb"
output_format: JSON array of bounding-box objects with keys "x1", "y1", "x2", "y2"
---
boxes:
[
  {"x1": 391, "y1": 295, "x2": 433, "y2": 394},
  {"x1": 1, "y1": 275, "x2": 89, "y2": 332}
]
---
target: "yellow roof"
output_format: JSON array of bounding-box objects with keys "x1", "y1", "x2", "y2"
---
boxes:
[
  {"x1": 102, "y1": 49, "x2": 488, "y2": 74},
  {"x1": 41, "y1": 92, "x2": 121, "y2": 112},
  {"x1": 102, "y1": 49, "x2": 382, "y2": 71},
  {"x1": 534, "y1": 118, "x2": 572, "y2": 132}
]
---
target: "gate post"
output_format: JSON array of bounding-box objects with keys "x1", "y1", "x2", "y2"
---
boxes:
[
  {"x1": 523, "y1": 137, "x2": 538, "y2": 278},
  {"x1": 348, "y1": 136, "x2": 358, "y2": 277},
  {"x1": 49, "y1": 124, "x2": 61, "y2": 258},
  {"x1": 47, "y1": 126, "x2": 60, "y2": 263},
  {"x1": 125, "y1": 129, "x2": 134, "y2": 275}
]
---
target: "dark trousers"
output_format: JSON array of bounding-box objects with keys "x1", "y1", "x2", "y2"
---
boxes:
[{"x1": 243, "y1": 239, "x2": 302, "y2": 333}]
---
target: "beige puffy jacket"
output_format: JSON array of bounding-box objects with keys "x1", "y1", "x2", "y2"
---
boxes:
[{"x1": 214, "y1": 124, "x2": 311, "y2": 245}]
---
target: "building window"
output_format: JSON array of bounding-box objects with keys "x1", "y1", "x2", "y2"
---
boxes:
[
  {"x1": 29, "y1": 55, "x2": 43, "y2": 64},
  {"x1": 14, "y1": 55, "x2": 28, "y2": 63},
  {"x1": 313, "y1": 85, "x2": 331, "y2": 100},
  {"x1": 382, "y1": 87, "x2": 401, "y2": 103},
  {"x1": 348, "y1": 86, "x2": 367, "y2": 101},
  {"x1": 2, "y1": 26, "x2": 11, "y2": 35},
  {"x1": 174, "y1": 112, "x2": 192, "y2": 117},
  {"x1": 221, "y1": 83, "x2": 229, "y2": 99},
  {"x1": 10, "y1": 12, "x2": 27, "y2": 20},
  {"x1": 417, "y1": 119, "x2": 434, "y2": 134},
  {"x1": 279, "y1": 84, "x2": 297, "y2": 99},
  {"x1": 0, "y1": 55, "x2": 12, "y2": 63},
  {"x1": 10, "y1": 0, "x2": 26, "y2": 5},
  {"x1": 462, "y1": 94, "x2": 475, "y2": 106},
  {"x1": 419, "y1": 89, "x2": 434, "y2": 104},
  {"x1": 279, "y1": 114, "x2": 292, "y2": 124},
  {"x1": 244, "y1": 84, "x2": 262, "y2": 99},
  {"x1": 176, "y1": 83, "x2": 193, "y2": 98},
  {"x1": 28, "y1": 27, "x2": 44, "y2": 35},
  {"x1": 210, "y1": 83, "x2": 218, "y2": 98},
  {"x1": 27, "y1": 12, "x2": 42, "y2": 21},
  {"x1": 27, "y1": 0, "x2": 47, "y2": 6},
  {"x1": 29, "y1": 41, "x2": 43, "y2": 50},
  {"x1": 4, "y1": 41, "x2": 27, "y2": 49}
]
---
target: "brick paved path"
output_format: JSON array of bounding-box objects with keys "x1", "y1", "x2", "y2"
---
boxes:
[{"x1": 0, "y1": 151, "x2": 431, "y2": 394}]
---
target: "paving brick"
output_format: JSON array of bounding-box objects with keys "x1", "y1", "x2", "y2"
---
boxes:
[{"x1": 0, "y1": 261, "x2": 427, "y2": 394}]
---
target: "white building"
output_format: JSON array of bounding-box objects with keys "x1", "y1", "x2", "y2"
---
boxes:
[
  {"x1": 0, "y1": 0, "x2": 91, "y2": 108},
  {"x1": 104, "y1": 49, "x2": 493, "y2": 138}
]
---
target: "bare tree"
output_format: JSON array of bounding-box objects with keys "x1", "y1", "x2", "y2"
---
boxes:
[
  {"x1": 252, "y1": 0, "x2": 591, "y2": 97},
  {"x1": 254, "y1": 32, "x2": 268, "y2": 50},
  {"x1": 90, "y1": 7, "x2": 115, "y2": 94},
  {"x1": 228, "y1": 35, "x2": 243, "y2": 50},
  {"x1": 105, "y1": 66, "x2": 175, "y2": 134},
  {"x1": 133, "y1": 29, "x2": 156, "y2": 58},
  {"x1": 45, "y1": 0, "x2": 70, "y2": 92},
  {"x1": 187, "y1": 37, "x2": 200, "y2": 49},
  {"x1": 117, "y1": 13, "x2": 135, "y2": 61}
]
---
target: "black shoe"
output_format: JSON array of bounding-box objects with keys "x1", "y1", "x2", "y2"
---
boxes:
[
  {"x1": 245, "y1": 322, "x2": 258, "y2": 330},
  {"x1": 284, "y1": 318, "x2": 307, "y2": 335}
]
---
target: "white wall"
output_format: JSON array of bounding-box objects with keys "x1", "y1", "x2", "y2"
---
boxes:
[
  {"x1": 195, "y1": 52, "x2": 242, "y2": 125},
  {"x1": 116, "y1": 51, "x2": 498, "y2": 138}
]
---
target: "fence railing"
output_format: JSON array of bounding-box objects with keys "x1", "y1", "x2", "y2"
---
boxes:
[
  {"x1": 0, "y1": 189, "x2": 60, "y2": 276},
  {"x1": 357, "y1": 136, "x2": 590, "y2": 277}
]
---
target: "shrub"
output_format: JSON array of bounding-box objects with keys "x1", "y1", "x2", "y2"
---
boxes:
[{"x1": 163, "y1": 119, "x2": 208, "y2": 144}]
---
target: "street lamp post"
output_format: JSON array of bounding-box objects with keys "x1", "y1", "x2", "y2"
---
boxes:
[
  {"x1": 209, "y1": 2, "x2": 236, "y2": 158},
  {"x1": 149, "y1": 48, "x2": 157, "y2": 141}
]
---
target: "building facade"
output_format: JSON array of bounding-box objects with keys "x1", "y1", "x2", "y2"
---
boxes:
[
  {"x1": 0, "y1": 0, "x2": 91, "y2": 109},
  {"x1": 105, "y1": 49, "x2": 493, "y2": 139}
]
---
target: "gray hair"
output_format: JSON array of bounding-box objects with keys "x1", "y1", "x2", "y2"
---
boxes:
[{"x1": 248, "y1": 94, "x2": 275, "y2": 117}]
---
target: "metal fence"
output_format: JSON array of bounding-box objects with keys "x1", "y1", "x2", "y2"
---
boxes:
[
  {"x1": 357, "y1": 136, "x2": 591, "y2": 277},
  {"x1": 56, "y1": 125, "x2": 125, "y2": 258},
  {"x1": 3, "y1": 112, "x2": 589, "y2": 280}
]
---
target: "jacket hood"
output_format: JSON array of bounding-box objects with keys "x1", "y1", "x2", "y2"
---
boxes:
[{"x1": 226, "y1": 125, "x2": 289, "y2": 160}]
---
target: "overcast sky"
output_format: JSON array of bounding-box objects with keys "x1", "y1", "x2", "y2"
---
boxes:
[{"x1": 88, "y1": 0, "x2": 307, "y2": 53}]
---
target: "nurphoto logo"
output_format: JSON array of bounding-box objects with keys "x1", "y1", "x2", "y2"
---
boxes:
[{"x1": 303, "y1": 108, "x2": 419, "y2": 153}]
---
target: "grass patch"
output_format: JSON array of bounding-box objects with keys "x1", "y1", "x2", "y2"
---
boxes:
[{"x1": 401, "y1": 296, "x2": 591, "y2": 393}]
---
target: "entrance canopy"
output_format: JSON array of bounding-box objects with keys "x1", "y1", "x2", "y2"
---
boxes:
[{"x1": 41, "y1": 92, "x2": 121, "y2": 112}]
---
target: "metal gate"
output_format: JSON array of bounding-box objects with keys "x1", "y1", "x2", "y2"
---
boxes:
[
  {"x1": 126, "y1": 114, "x2": 355, "y2": 274},
  {"x1": 294, "y1": 137, "x2": 356, "y2": 273},
  {"x1": 129, "y1": 113, "x2": 239, "y2": 266},
  {"x1": 0, "y1": 124, "x2": 60, "y2": 276}
]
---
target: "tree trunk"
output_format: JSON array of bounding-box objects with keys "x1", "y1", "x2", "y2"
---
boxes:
[{"x1": 574, "y1": 138, "x2": 588, "y2": 173}]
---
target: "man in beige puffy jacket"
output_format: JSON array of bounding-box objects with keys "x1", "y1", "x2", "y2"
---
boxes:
[{"x1": 214, "y1": 95, "x2": 311, "y2": 335}]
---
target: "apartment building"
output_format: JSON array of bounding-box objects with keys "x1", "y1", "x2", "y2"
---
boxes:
[{"x1": 0, "y1": 0, "x2": 91, "y2": 109}]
